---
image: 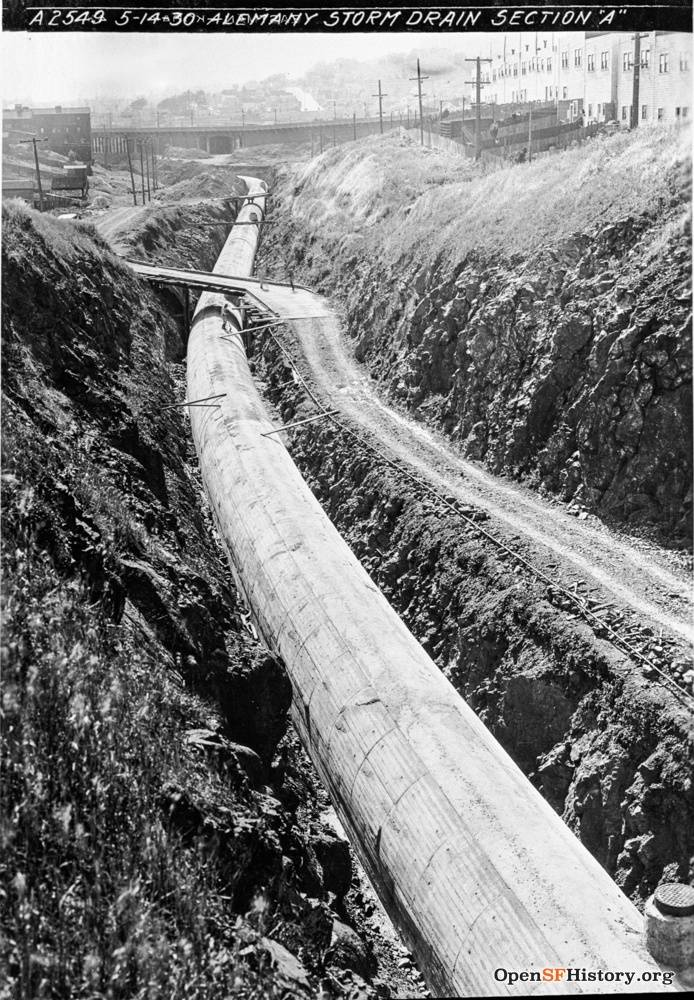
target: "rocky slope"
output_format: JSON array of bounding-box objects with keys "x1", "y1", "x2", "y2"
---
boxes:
[
  {"x1": 258, "y1": 128, "x2": 692, "y2": 548},
  {"x1": 248, "y1": 327, "x2": 694, "y2": 907},
  {"x1": 0, "y1": 201, "x2": 411, "y2": 999}
]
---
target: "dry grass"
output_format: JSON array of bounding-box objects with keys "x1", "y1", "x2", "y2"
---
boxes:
[
  {"x1": 290, "y1": 124, "x2": 691, "y2": 263},
  {"x1": 0, "y1": 493, "x2": 291, "y2": 999}
]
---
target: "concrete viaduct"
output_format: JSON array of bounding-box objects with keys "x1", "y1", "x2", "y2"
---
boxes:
[{"x1": 92, "y1": 117, "x2": 390, "y2": 160}]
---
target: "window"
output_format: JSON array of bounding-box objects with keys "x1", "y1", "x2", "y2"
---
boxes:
[
  {"x1": 623, "y1": 52, "x2": 633, "y2": 71},
  {"x1": 587, "y1": 53, "x2": 595, "y2": 71},
  {"x1": 641, "y1": 48, "x2": 650, "y2": 69},
  {"x1": 561, "y1": 51, "x2": 569, "y2": 69},
  {"x1": 597, "y1": 103, "x2": 602, "y2": 115},
  {"x1": 675, "y1": 107, "x2": 681, "y2": 117},
  {"x1": 563, "y1": 86, "x2": 568, "y2": 99},
  {"x1": 588, "y1": 103, "x2": 593, "y2": 117},
  {"x1": 681, "y1": 53, "x2": 690, "y2": 71},
  {"x1": 659, "y1": 53, "x2": 669, "y2": 73},
  {"x1": 521, "y1": 61, "x2": 526, "y2": 75},
  {"x1": 621, "y1": 106, "x2": 627, "y2": 120},
  {"x1": 642, "y1": 105, "x2": 648, "y2": 119},
  {"x1": 683, "y1": 107, "x2": 689, "y2": 118},
  {"x1": 601, "y1": 51, "x2": 609, "y2": 70},
  {"x1": 574, "y1": 49, "x2": 582, "y2": 67},
  {"x1": 513, "y1": 65, "x2": 518, "y2": 77},
  {"x1": 547, "y1": 57, "x2": 552, "y2": 72},
  {"x1": 657, "y1": 107, "x2": 664, "y2": 120}
]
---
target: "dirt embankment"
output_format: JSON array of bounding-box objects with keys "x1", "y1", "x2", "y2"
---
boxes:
[
  {"x1": 248, "y1": 329, "x2": 694, "y2": 907},
  {"x1": 0, "y1": 203, "x2": 407, "y2": 999},
  {"x1": 258, "y1": 129, "x2": 692, "y2": 549}
]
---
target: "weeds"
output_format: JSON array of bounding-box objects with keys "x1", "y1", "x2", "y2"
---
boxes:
[{"x1": 1, "y1": 521, "x2": 292, "y2": 999}]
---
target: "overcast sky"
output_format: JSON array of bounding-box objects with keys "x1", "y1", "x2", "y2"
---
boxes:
[{"x1": 1, "y1": 32, "x2": 478, "y2": 104}]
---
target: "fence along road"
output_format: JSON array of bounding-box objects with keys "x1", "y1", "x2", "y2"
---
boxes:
[{"x1": 185, "y1": 177, "x2": 685, "y2": 996}]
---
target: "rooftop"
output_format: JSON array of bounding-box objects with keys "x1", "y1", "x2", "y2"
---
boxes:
[{"x1": 3, "y1": 105, "x2": 91, "y2": 119}]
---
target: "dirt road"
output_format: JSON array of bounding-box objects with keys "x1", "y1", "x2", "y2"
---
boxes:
[{"x1": 241, "y1": 281, "x2": 694, "y2": 655}]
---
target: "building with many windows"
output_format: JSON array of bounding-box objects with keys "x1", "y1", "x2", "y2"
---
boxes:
[
  {"x1": 3, "y1": 105, "x2": 92, "y2": 161},
  {"x1": 615, "y1": 32, "x2": 692, "y2": 125},
  {"x1": 485, "y1": 30, "x2": 690, "y2": 125}
]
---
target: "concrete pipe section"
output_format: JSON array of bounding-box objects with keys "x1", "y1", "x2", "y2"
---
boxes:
[{"x1": 186, "y1": 178, "x2": 685, "y2": 996}]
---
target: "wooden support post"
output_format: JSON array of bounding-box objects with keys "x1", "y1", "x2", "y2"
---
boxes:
[
  {"x1": 31, "y1": 137, "x2": 45, "y2": 212},
  {"x1": 125, "y1": 136, "x2": 137, "y2": 206},
  {"x1": 145, "y1": 141, "x2": 151, "y2": 201},
  {"x1": 139, "y1": 141, "x2": 146, "y2": 204}
]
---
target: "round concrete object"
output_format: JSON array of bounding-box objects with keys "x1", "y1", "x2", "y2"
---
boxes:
[
  {"x1": 645, "y1": 893, "x2": 694, "y2": 971},
  {"x1": 655, "y1": 884, "x2": 694, "y2": 918}
]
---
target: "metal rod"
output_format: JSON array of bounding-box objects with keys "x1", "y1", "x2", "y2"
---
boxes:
[
  {"x1": 249, "y1": 316, "x2": 317, "y2": 331},
  {"x1": 161, "y1": 393, "x2": 227, "y2": 411},
  {"x1": 261, "y1": 409, "x2": 339, "y2": 437}
]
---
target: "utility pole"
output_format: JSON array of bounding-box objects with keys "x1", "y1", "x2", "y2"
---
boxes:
[
  {"x1": 151, "y1": 138, "x2": 158, "y2": 191},
  {"x1": 18, "y1": 136, "x2": 46, "y2": 211},
  {"x1": 410, "y1": 59, "x2": 429, "y2": 145},
  {"x1": 373, "y1": 79, "x2": 388, "y2": 134},
  {"x1": 125, "y1": 136, "x2": 137, "y2": 205},
  {"x1": 31, "y1": 138, "x2": 45, "y2": 211},
  {"x1": 631, "y1": 32, "x2": 645, "y2": 129},
  {"x1": 144, "y1": 140, "x2": 151, "y2": 200},
  {"x1": 465, "y1": 55, "x2": 492, "y2": 160},
  {"x1": 138, "y1": 140, "x2": 146, "y2": 203}
]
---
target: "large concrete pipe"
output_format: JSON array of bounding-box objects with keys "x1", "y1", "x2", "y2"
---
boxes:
[{"x1": 186, "y1": 180, "x2": 683, "y2": 996}]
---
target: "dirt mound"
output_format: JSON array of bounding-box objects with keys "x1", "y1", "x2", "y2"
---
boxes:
[
  {"x1": 155, "y1": 170, "x2": 243, "y2": 202},
  {"x1": 164, "y1": 144, "x2": 213, "y2": 159}
]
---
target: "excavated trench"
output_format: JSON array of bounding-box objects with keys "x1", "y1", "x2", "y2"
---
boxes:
[
  {"x1": 20, "y1": 153, "x2": 687, "y2": 993},
  {"x1": 241, "y1": 137, "x2": 692, "y2": 911},
  {"x1": 246, "y1": 302, "x2": 693, "y2": 911}
]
